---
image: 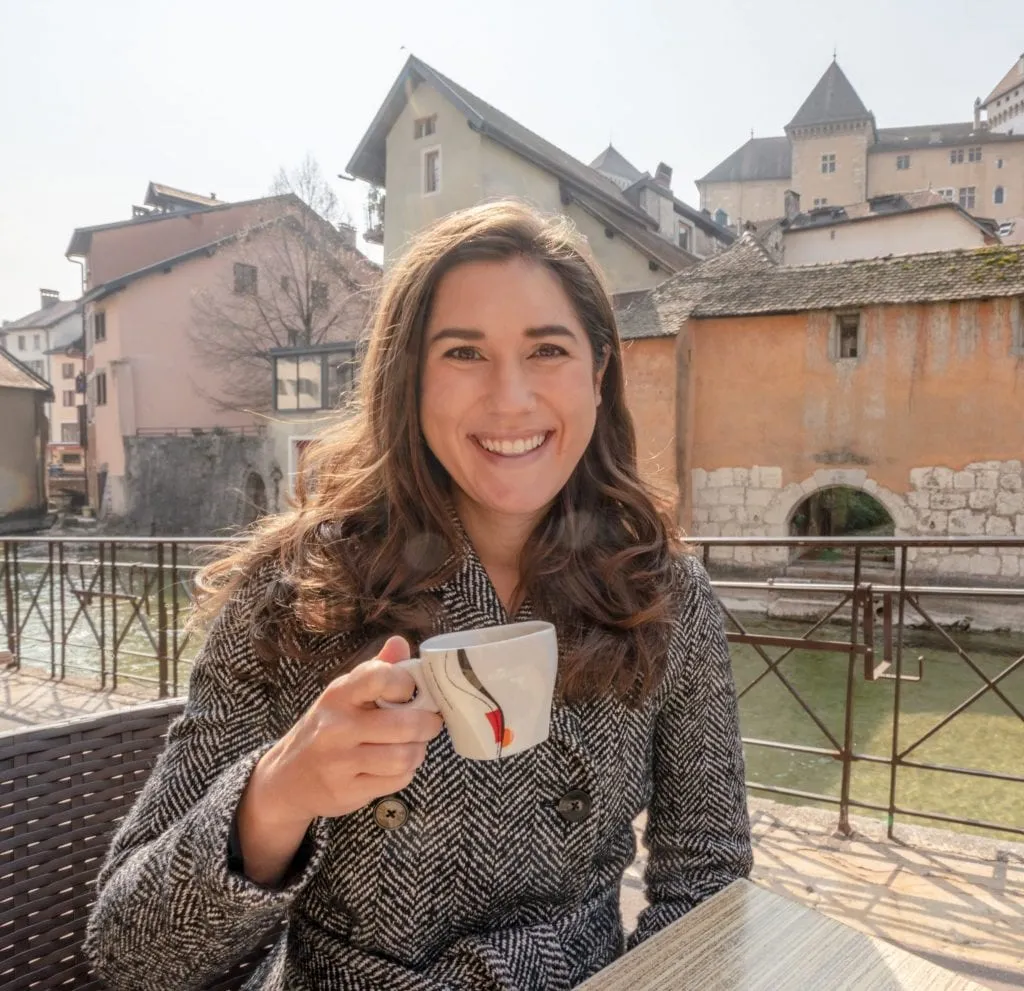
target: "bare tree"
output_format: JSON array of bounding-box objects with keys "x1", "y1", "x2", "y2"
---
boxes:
[{"x1": 190, "y1": 155, "x2": 378, "y2": 412}]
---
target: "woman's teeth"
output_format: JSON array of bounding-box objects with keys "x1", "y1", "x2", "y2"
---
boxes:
[{"x1": 477, "y1": 433, "x2": 547, "y2": 456}]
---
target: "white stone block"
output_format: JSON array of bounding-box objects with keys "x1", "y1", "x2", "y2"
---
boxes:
[
  {"x1": 920, "y1": 511, "x2": 948, "y2": 533},
  {"x1": 952, "y1": 471, "x2": 975, "y2": 491},
  {"x1": 753, "y1": 546, "x2": 788, "y2": 567},
  {"x1": 719, "y1": 487, "x2": 746, "y2": 506},
  {"x1": 929, "y1": 467, "x2": 955, "y2": 489},
  {"x1": 1016, "y1": 515, "x2": 1024, "y2": 536},
  {"x1": 996, "y1": 491, "x2": 1024, "y2": 517},
  {"x1": 1003, "y1": 460, "x2": 1023, "y2": 474},
  {"x1": 977, "y1": 471, "x2": 1000, "y2": 491},
  {"x1": 735, "y1": 507, "x2": 750, "y2": 524},
  {"x1": 907, "y1": 491, "x2": 930, "y2": 510},
  {"x1": 930, "y1": 492, "x2": 967, "y2": 511},
  {"x1": 699, "y1": 522, "x2": 720, "y2": 537},
  {"x1": 708, "y1": 546, "x2": 734, "y2": 564},
  {"x1": 941, "y1": 555, "x2": 973, "y2": 576},
  {"x1": 985, "y1": 516, "x2": 1013, "y2": 536},
  {"x1": 1000, "y1": 555, "x2": 1020, "y2": 578},
  {"x1": 948, "y1": 510, "x2": 986, "y2": 535},
  {"x1": 721, "y1": 522, "x2": 742, "y2": 537},
  {"x1": 692, "y1": 508, "x2": 710, "y2": 524},
  {"x1": 746, "y1": 488, "x2": 774, "y2": 508},
  {"x1": 733, "y1": 546, "x2": 754, "y2": 566},
  {"x1": 999, "y1": 473, "x2": 1023, "y2": 493},
  {"x1": 862, "y1": 478, "x2": 880, "y2": 495},
  {"x1": 732, "y1": 468, "x2": 750, "y2": 486},
  {"x1": 913, "y1": 468, "x2": 937, "y2": 491},
  {"x1": 708, "y1": 468, "x2": 734, "y2": 488},
  {"x1": 814, "y1": 468, "x2": 868, "y2": 489},
  {"x1": 764, "y1": 505, "x2": 788, "y2": 527},
  {"x1": 965, "y1": 461, "x2": 1001, "y2": 471},
  {"x1": 711, "y1": 506, "x2": 734, "y2": 523},
  {"x1": 746, "y1": 526, "x2": 768, "y2": 538},
  {"x1": 691, "y1": 468, "x2": 708, "y2": 491},
  {"x1": 969, "y1": 554, "x2": 1003, "y2": 577},
  {"x1": 968, "y1": 489, "x2": 996, "y2": 510},
  {"x1": 758, "y1": 467, "x2": 783, "y2": 489}
]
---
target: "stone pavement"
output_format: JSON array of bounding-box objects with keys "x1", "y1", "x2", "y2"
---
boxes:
[{"x1": 3, "y1": 668, "x2": 1022, "y2": 988}]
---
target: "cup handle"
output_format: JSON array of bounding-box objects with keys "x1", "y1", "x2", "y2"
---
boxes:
[{"x1": 375, "y1": 658, "x2": 441, "y2": 712}]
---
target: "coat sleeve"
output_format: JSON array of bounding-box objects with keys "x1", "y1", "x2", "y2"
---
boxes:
[
  {"x1": 84, "y1": 571, "x2": 331, "y2": 991},
  {"x1": 628, "y1": 556, "x2": 753, "y2": 949}
]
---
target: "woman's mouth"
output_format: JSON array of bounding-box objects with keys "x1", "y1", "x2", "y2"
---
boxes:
[{"x1": 473, "y1": 432, "x2": 552, "y2": 458}]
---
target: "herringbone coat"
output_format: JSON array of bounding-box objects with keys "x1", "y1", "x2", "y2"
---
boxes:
[{"x1": 86, "y1": 546, "x2": 751, "y2": 990}]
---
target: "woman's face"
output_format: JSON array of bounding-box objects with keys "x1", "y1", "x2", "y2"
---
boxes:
[{"x1": 420, "y1": 256, "x2": 605, "y2": 528}]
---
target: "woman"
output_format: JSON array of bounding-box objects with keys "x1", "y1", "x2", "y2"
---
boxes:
[{"x1": 86, "y1": 201, "x2": 752, "y2": 990}]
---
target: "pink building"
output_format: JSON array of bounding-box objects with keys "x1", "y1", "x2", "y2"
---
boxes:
[{"x1": 66, "y1": 185, "x2": 378, "y2": 518}]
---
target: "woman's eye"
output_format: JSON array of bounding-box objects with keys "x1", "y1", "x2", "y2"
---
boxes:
[
  {"x1": 533, "y1": 343, "x2": 569, "y2": 358},
  {"x1": 445, "y1": 346, "x2": 482, "y2": 361}
]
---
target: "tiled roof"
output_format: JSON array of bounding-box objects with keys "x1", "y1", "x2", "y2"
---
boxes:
[
  {"x1": 787, "y1": 61, "x2": 871, "y2": 130},
  {"x1": 590, "y1": 145, "x2": 644, "y2": 185},
  {"x1": 983, "y1": 55, "x2": 1024, "y2": 106},
  {"x1": 872, "y1": 121, "x2": 1024, "y2": 152},
  {"x1": 698, "y1": 137, "x2": 792, "y2": 184},
  {"x1": 2, "y1": 298, "x2": 81, "y2": 331},
  {"x1": 0, "y1": 348, "x2": 52, "y2": 393},
  {"x1": 691, "y1": 244, "x2": 1024, "y2": 318}
]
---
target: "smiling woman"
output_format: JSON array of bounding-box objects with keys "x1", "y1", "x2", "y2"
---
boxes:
[{"x1": 85, "y1": 201, "x2": 752, "y2": 991}]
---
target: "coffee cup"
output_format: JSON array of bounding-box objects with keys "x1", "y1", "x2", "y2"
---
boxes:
[{"x1": 377, "y1": 621, "x2": 557, "y2": 761}]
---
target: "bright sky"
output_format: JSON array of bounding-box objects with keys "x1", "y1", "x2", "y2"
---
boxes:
[{"x1": 0, "y1": 0, "x2": 1019, "y2": 319}]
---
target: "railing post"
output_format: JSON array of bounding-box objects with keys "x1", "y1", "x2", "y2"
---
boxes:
[
  {"x1": 2, "y1": 542, "x2": 18, "y2": 663},
  {"x1": 157, "y1": 542, "x2": 169, "y2": 698},
  {"x1": 837, "y1": 545, "x2": 863, "y2": 836},
  {"x1": 886, "y1": 543, "x2": 911, "y2": 840}
]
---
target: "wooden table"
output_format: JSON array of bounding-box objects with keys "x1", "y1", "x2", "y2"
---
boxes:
[{"x1": 581, "y1": 880, "x2": 987, "y2": 990}]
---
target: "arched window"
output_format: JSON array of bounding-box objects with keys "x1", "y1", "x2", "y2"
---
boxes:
[
  {"x1": 714, "y1": 208, "x2": 729, "y2": 227},
  {"x1": 994, "y1": 186, "x2": 1005, "y2": 205}
]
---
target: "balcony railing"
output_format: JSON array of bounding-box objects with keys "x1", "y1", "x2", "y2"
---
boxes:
[{"x1": 2, "y1": 534, "x2": 1021, "y2": 843}]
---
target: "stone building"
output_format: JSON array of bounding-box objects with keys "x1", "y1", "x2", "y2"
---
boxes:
[
  {"x1": 615, "y1": 240, "x2": 1024, "y2": 581},
  {"x1": 697, "y1": 55, "x2": 1024, "y2": 230}
]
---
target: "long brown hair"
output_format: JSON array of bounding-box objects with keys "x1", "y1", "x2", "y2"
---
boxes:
[{"x1": 194, "y1": 201, "x2": 684, "y2": 703}]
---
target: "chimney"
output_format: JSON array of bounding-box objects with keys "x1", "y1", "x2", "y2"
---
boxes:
[
  {"x1": 784, "y1": 189, "x2": 801, "y2": 220},
  {"x1": 654, "y1": 162, "x2": 673, "y2": 189},
  {"x1": 337, "y1": 223, "x2": 357, "y2": 250},
  {"x1": 40, "y1": 289, "x2": 59, "y2": 309},
  {"x1": 974, "y1": 97, "x2": 982, "y2": 130}
]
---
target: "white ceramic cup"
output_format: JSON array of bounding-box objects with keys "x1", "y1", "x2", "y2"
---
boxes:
[{"x1": 378, "y1": 621, "x2": 558, "y2": 761}]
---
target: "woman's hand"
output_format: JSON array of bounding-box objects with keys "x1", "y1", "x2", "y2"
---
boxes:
[{"x1": 237, "y1": 636, "x2": 442, "y2": 884}]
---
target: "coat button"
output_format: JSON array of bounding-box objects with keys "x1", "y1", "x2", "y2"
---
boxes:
[
  {"x1": 373, "y1": 797, "x2": 409, "y2": 830},
  {"x1": 556, "y1": 789, "x2": 592, "y2": 823}
]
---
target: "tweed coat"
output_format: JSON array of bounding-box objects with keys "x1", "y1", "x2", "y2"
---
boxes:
[{"x1": 85, "y1": 544, "x2": 752, "y2": 991}]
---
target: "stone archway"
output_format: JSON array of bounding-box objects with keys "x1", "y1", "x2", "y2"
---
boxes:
[
  {"x1": 241, "y1": 470, "x2": 268, "y2": 526},
  {"x1": 788, "y1": 486, "x2": 894, "y2": 538}
]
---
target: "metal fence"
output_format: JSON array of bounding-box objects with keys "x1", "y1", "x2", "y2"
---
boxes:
[{"x1": 2, "y1": 533, "x2": 1021, "y2": 842}]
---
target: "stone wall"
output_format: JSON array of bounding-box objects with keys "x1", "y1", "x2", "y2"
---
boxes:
[
  {"x1": 121, "y1": 433, "x2": 282, "y2": 535},
  {"x1": 690, "y1": 463, "x2": 1022, "y2": 580}
]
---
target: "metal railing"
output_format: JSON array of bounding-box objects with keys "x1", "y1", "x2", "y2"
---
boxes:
[{"x1": 1, "y1": 534, "x2": 1021, "y2": 843}]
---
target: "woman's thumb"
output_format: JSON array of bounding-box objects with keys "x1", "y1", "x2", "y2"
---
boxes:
[{"x1": 376, "y1": 635, "x2": 411, "y2": 665}]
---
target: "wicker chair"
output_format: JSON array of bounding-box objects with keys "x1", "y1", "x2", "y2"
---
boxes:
[{"x1": 1, "y1": 700, "x2": 268, "y2": 990}]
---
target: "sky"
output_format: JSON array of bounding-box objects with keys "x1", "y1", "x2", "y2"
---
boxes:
[{"x1": 0, "y1": 0, "x2": 1020, "y2": 320}]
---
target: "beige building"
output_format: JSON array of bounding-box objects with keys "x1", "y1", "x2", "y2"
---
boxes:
[
  {"x1": 0, "y1": 349, "x2": 52, "y2": 532},
  {"x1": 347, "y1": 55, "x2": 733, "y2": 288},
  {"x1": 66, "y1": 185, "x2": 378, "y2": 518},
  {"x1": 764, "y1": 190, "x2": 999, "y2": 266},
  {"x1": 698, "y1": 55, "x2": 1024, "y2": 229}
]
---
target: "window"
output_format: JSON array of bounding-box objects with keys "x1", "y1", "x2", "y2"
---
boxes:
[
  {"x1": 17, "y1": 335, "x2": 25, "y2": 350},
  {"x1": 959, "y1": 186, "x2": 976, "y2": 209},
  {"x1": 423, "y1": 148, "x2": 441, "y2": 195},
  {"x1": 821, "y1": 153, "x2": 836, "y2": 174},
  {"x1": 832, "y1": 312, "x2": 861, "y2": 361},
  {"x1": 413, "y1": 115, "x2": 437, "y2": 139},
  {"x1": 896, "y1": 155, "x2": 911, "y2": 170},
  {"x1": 62, "y1": 390, "x2": 75, "y2": 407},
  {"x1": 968, "y1": 146, "x2": 983, "y2": 163},
  {"x1": 950, "y1": 148, "x2": 964, "y2": 164},
  {"x1": 94, "y1": 311, "x2": 106, "y2": 342},
  {"x1": 937, "y1": 188, "x2": 955, "y2": 201},
  {"x1": 994, "y1": 186, "x2": 1005, "y2": 205},
  {"x1": 311, "y1": 280, "x2": 328, "y2": 310},
  {"x1": 997, "y1": 158, "x2": 1004, "y2": 169},
  {"x1": 26, "y1": 359, "x2": 44, "y2": 376},
  {"x1": 62, "y1": 362, "x2": 75, "y2": 378},
  {"x1": 33, "y1": 334, "x2": 40, "y2": 349},
  {"x1": 61, "y1": 452, "x2": 82, "y2": 466},
  {"x1": 95, "y1": 371, "x2": 107, "y2": 406},
  {"x1": 714, "y1": 208, "x2": 729, "y2": 227},
  {"x1": 61, "y1": 423, "x2": 79, "y2": 443},
  {"x1": 234, "y1": 262, "x2": 258, "y2": 295},
  {"x1": 813, "y1": 197, "x2": 828, "y2": 208},
  {"x1": 677, "y1": 222, "x2": 690, "y2": 251}
]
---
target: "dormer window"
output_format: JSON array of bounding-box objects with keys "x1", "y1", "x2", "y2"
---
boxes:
[{"x1": 414, "y1": 115, "x2": 437, "y2": 140}]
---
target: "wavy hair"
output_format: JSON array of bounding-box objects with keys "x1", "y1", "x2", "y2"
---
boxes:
[{"x1": 193, "y1": 201, "x2": 684, "y2": 703}]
